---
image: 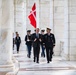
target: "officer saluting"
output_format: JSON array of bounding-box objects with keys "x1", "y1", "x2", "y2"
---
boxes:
[{"x1": 44, "y1": 28, "x2": 56, "y2": 63}]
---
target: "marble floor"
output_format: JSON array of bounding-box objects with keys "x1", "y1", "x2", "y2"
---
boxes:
[{"x1": 13, "y1": 50, "x2": 76, "y2": 75}]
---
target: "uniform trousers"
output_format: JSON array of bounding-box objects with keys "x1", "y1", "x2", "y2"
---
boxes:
[{"x1": 46, "y1": 47, "x2": 53, "y2": 62}]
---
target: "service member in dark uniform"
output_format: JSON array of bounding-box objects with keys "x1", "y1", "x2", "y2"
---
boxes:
[
  {"x1": 41, "y1": 30, "x2": 45, "y2": 57},
  {"x1": 44, "y1": 28, "x2": 55, "y2": 63},
  {"x1": 15, "y1": 33, "x2": 21, "y2": 53},
  {"x1": 25, "y1": 30, "x2": 32, "y2": 58},
  {"x1": 31, "y1": 28, "x2": 42, "y2": 63}
]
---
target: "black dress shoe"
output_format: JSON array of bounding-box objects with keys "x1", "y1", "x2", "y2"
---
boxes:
[
  {"x1": 47, "y1": 61, "x2": 49, "y2": 63},
  {"x1": 41, "y1": 53, "x2": 43, "y2": 57},
  {"x1": 37, "y1": 61, "x2": 39, "y2": 63},
  {"x1": 49, "y1": 59, "x2": 52, "y2": 62},
  {"x1": 44, "y1": 54, "x2": 45, "y2": 57},
  {"x1": 33, "y1": 60, "x2": 35, "y2": 62},
  {"x1": 28, "y1": 55, "x2": 31, "y2": 58}
]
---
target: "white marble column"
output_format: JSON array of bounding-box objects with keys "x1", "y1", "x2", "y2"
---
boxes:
[
  {"x1": 68, "y1": 0, "x2": 76, "y2": 60},
  {"x1": 39, "y1": 0, "x2": 51, "y2": 30},
  {"x1": 0, "y1": 0, "x2": 2, "y2": 34},
  {"x1": 0, "y1": 0, "x2": 19, "y2": 75},
  {"x1": 21, "y1": 0, "x2": 27, "y2": 49},
  {"x1": 53, "y1": 0, "x2": 64, "y2": 56},
  {"x1": 62, "y1": 0, "x2": 69, "y2": 60},
  {"x1": 63, "y1": 0, "x2": 76, "y2": 61},
  {"x1": 0, "y1": 0, "x2": 13, "y2": 65},
  {"x1": 50, "y1": 0, "x2": 54, "y2": 33}
]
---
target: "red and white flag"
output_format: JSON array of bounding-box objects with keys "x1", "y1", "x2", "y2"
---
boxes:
[{"x1": 28, "y1": 3, "x2": 36, "y2": 28}]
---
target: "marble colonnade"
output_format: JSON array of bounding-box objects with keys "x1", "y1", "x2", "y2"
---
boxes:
[{"x1": 0, "y1": 0, "x2": 19, "y2": 75}]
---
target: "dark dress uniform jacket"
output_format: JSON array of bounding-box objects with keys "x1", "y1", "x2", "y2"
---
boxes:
[
  {"x1": 44, "y1": 33, "x2": 55, "y2": 47},
  {"x1": 25, "y1": 35, "x2": 32, "y2": 45},
  {"x1": 41, "y1": 34, "x2": 45, "y2": 46}
]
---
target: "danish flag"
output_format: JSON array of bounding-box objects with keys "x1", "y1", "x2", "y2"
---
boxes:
[{"x1": 28, "y1": 3, "x2": 36, "y2": 28}]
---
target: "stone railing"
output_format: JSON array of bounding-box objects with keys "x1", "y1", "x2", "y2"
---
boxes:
[{"x1": 6, "y1": 57, "x2": 20, "y2": 75}]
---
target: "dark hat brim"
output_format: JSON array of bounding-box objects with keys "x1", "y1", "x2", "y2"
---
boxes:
[
  {"x1": 27, "y1": 30, "x2": 31, "y2": 32},
  {"x1": 47, "y1": 28, "x2": 51, "y2": 30},
  {"x1": 41, "y1": 30, "x2": 45, "y2": 32}
]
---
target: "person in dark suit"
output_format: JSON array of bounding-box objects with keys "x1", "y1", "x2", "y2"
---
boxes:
[
  {"x1": 25, "y1": 30, "x2": 32, "y2": 58},
  {"x1": 41, "y1": 30, "x2": 45, "y2": 57},
  {"x1": 15, "y1": 33, "x2": 21, "y2": 53},
  {"x1": 31, "y1": 28, "x2": 42, "y2": 63},
  {"x1": 44, "y1": 28, "x2": 56, "y2": 63}
]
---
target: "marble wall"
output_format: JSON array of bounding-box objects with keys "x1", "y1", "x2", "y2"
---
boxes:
[
  {"x1": 53, "y1": 0, "x2": 64, "y2": 55},
  {"x1": 39, "y1": 0, "x2": 51, "y2": 30},
  {"x1": 62, "y1": 0, "x2": 69, "y2": 60},
  {"x1": 62, "y1": 0, "x2": 76, "y2": 61},
  {"x1": 69, "y1": 0, "x2": 76, "y2": 60},
  {"x1": 0, "y1": 0, "x2": 1, "y2": 17}
]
